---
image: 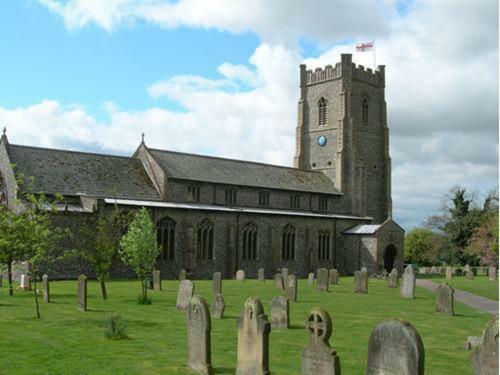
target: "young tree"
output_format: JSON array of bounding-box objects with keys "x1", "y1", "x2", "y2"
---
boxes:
[{"x1": 119, "y1": 207, "x2": 159, "y2": 303}]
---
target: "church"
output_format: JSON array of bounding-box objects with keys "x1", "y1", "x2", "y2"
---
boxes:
[{"x1": 0, "y1": 54, "x2": 404, "y2": 279}]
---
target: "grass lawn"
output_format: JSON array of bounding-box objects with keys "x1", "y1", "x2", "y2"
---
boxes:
[
  {"x1": 0, "y1": 277, "x2": 493, "y2": 374},
  {"x1": 419, "y1": 274, "x2": 499, "y2": 301}
]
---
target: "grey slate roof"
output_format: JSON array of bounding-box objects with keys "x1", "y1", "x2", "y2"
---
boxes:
[
  {"x1": 148, "y1": 148, "x2": 340, "y2": 195},
  {"x1": 7, "y1": 144, "x2": 162, "y2": 201}
]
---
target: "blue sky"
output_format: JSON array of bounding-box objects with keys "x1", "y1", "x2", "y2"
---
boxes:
[{"x1": 0, "y1": 0, "x2": 497, "y2": 230}]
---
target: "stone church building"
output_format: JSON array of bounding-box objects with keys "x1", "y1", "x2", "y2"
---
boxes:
[{"x1": 0, "y1": 54, "x2": 404, "y2": 279}]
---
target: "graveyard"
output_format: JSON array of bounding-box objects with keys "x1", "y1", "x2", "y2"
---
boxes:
[{"x1": 0, "y1": 274, "x2": 495, "y2": 374}]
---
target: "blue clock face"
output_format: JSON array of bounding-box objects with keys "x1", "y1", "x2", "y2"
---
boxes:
[{"x1": 318, "y1": 136, "x2": 327, "y2": 147}]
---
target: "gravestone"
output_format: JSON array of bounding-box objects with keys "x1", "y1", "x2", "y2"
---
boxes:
[
  {"x1": 236, "y1": 298, "x2": 271, "y2": 375},
  {"x1": 281, "y1": 268, "x2": 288, "y2": 284},
  {"x1": 20, "y1": 274, "x2": 31, "y2": 290},
  {"x1": 316, "y1": 268, "x2": 329, "y2": 292},
  {"x1": 258, "y1": 268, "x2": 265, "y2": 281},
  {"x1": 212, "y1": 272, "x2": 222, "y2": 295},
  {"x1": 466, "y1": 270, "x2": 474, "y2": 280},
  {"x1": 236, "y1": 269, "x2": 245, "y2": 281},
  {"x1": 470, "y1": 316, "x2": 498, "y2": 374},
  {"x1": 329, "y1": 269, "x2": 339, "y2": 285},
  {"x1": 20, "y1": 274, "x2": 26, "y2": 288},
  {"x1": 361, "y1": 266, "x2": 368, "y2": 273},
  {"x1": 464, "y1": 336, "x2": 483, "y2": 350},
  {"x1": 274, "y1": 273, "x2": 284, "y2": 290},
  {"x1": 308, "y1": 273, "x2": 315, "y2": 284},
  {"x1": 401, "y1": 265, "x2": 416, "y2": 299},
  {"x1": 430, "y1": 266, "x2": 438, "y2": 274},
  {"x1": 354, "y1": 271, "x2": 368, "y2": 294},
  {"x1": 488, "y1": 266, "x2": 497, "y2": 281},
  {"x1": 176, "y1": 279, "x2": 194, "y2": 311},
  {"x1": 186, "y1": 294, "x2": 212, "y2": 375},
  {"x1": 153, "y1": 270, "x2": 161, "y2": 291},
  {"x1": 211, "y1": 293, "x2": 225, "y2": 319},
  {"x1": 301, "y1": 308, "x2": 341, "y2": 374},
  {"x1": 77, "y1": 274, "x2": 87, "y2": 311},
  {"x1": 445, "y1": 266, "x2": 453, "y2": 280},
  {"x1": 435, "y1": 282, "x2": 454, "y2": 315},
  {"x1": 367, "y1": 319, "x2": 425, "y2": 375},
  {"x1": 388, "y1": 269, "x2": 398, "y2": 288},
  {"x1": 286, "y1": 275, "x2": 297, "y2": 302},
  {"x1": 42, "y1": 274, "x2": 50, "y2": 303},
  {"x1": 464, "y1": 264, "x2": 471, "y2": 273},
  {"x1": 179, "y1": 269, "x2": 187, "y2": 281},
  {"x1": 270, "y1": 296, "x2": 289, "y2": 329}
]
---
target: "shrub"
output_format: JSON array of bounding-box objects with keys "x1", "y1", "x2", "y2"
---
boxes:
[
  {"x1": 136, "y1": 294, "x2": 152, "y2": 305},
  {"x1": 103, "y1": 313, "x2": 128, "y2": 340}
]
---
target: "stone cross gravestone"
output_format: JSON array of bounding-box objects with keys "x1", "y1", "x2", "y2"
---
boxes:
[
  {"x1": 388, "y1": 269, "x2": 398, "y2": 288},
  {"x1": 236, "y1": 269, "x2": 245, "y2": 281},
  {"x1": 488, "y1": 266, "x2": 497, "y2": 281},
  {"x1": 179, "y1": 269, "x2": 187, "y2": 281},
  {"x1": 212, "y1": 272, "x2": 222, "y2": 295},
  {"x1": 354, "y1": 270, "x2": 368, "y2": 294},
  {"x1": 307, "y1": 273, "x2": 315, "y2": 284},
  {"x1": 77, "y1": 274, "x2": 87, "y2": 311},
  {"x1": 270, "y1": 296, "x2": 289, "y2": 329},
  {"x1": 470, "y1": 315, "x2": 498, "y2": 375},
  {"x1": 177, "y1": 279, "x2": 194, "y2": 311},
  {"x1": 42, "y1": 274, "x2": 50, "y2": 303},
  {"x1": 435, "y1": 282, "x2": 454, "y2": 315},
  {"x1": 211, "y1": 293, "x2": 225, "y2": 319},
  {"x1": 401, "y1": 265, "x2": 416, "y2": 299},
  {"x1": 466, "y1": 270, "x2": 474, "y2": 280},
  {"x1": 367, "y1": 319, "x2": 425, "y2": 375},
  {"x1": 186, "y1": 294, "x2": 212, "y2": 375},
  {"x1": 445, "y1": 266, "x2": 453, "y2": 280},
  {"x1": 236, "y1": 297, "x2": 271, "y2": 375},
  {"x1": 286, "y1": 274, "x2": 297, "y2": 302},
  {"x1": 153, "y1": 270, "x2": 161, "y2": 291},
  {"x1": 281, "y1": 268, "x2": 288, "y2": 284},
  {"x1": 329, "y1": 269, "x2": 339, "y2": 285},
  {"x1": 301, "y1": 308, "x2": 341, "y2": 375},
  {"x1": 274, "y1": 273, "x2": 284, "y2": 290},
  {"x1": 258, "y1": 268, "x2": 265, "y2": 281},
  {"x1": 316, "y1": 268, "x2": 329, "y2": 292}
]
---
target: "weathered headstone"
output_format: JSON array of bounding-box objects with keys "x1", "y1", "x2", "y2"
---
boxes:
[
  {"x1": 20, "y1": 274, "x2": 31, "y2": 290},
  {"x1": 488, "y1": 266, "x2": 497, "y2": 281},
  {"x1": 42, "y1": 274, "x2": 50, "y2": 303},
  {"x1": 179, "y1": 269, "x2": 187, "y2": 281},
  {"x1": 281, "y1": 268, "x2": 288, "y2": 284},
  {"x1": 274, "y1": 273, "x2": 284, "y2": 290},
  {"x1": 212, "y1": 272, "x2": 222, "y2": 295},
  {"x1": 464, "y1": 336, "x2": 483, "y2": 350},
  {"x1": 153, "y1": 270, "x2": 161, "y2": 291},
  {"x1": 430, "y1": 266, "x2": 438, "y2": 274},
  {"x1": 388, "y1": 269, "x2": 398, "y2": 288},
  {"x1": 464, "y1": 264, "x2": 471, "y2": 273},
  {"x1": 470, "y1": 316, "x2": 498, "y2": 374},
  {"x1": 361, "y1": 266, "x2": 368, "y2": 273},
  {"x1": 211, "y1": 293, "x2": 225, "y2": 319},
  {"x1": 258, "y1": 268, "x2": 265, "y2": 281},
  {"x1": 367, "y1": 319, "x2": 425, "y2": 375},
  {"x1": 186, "y1": 294, "x2": 212, "y2": 375},
  {"x1": 77, "y1": 274, "x2": 87, "y2": 311},
  {"x1": 401, "y1": 265, "x2": 416, "y2": 299},
  {"x1": 445, "y1": 266, "x2": 453, "y2": 280},
  {"x1": 301, "y1": 308, "x2": 341, "y2": 374},
  {"x1": 286, "y1": 274, "x2": 297, "y2": 302},
  {"x1": 435, "y1": 282, "x2": 454, "y2": 315},
  {"x1": 329, "y1": 269, "x2": 339, "y2": 285},
  {"x1": 307, "y1": 273, "x2": 315, "y2": 284},
  {"x1": 176, "y1": 279, "x2": 194, "y2": 311},
  {"x1": 236, "y1": 269, "x2": 245, "y2": 281},
  {"x1": 354, "y1": 270, "x2": 368, "y2": 294},
  {"x1": 270, "y1": 296, "x2": 289, "y2": 329},
  {"x1": 466, "y1": 270, "x2": 474, "y2": 280},
  {"x1": 317, "y1": 268, "x2": 329, "y2": 292},
  {"x1": 20, "y1": 274, "x2": 26, "y2": 289},
  {"x1": 236, "y1": 298, "x2": 271, "y2": 375}
]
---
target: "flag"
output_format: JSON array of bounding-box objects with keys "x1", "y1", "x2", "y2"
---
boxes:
[{"x1": 356, "y1": 41, "x2": 374, "y2": 52}]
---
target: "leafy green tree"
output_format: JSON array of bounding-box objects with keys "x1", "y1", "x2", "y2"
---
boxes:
[
  {"x1": 404, "y1": 227, "x2": 440, "y2": 266},
  {"x1": 119, "y1": 208, "x2": 159, "y2": 303}
]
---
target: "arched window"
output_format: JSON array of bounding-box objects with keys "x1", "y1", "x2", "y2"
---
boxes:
[
  {"x1": 282, "y1": 224, "x2": 296, "y2": 260},
  {"x1": 242, "y1": 222, "x2": 258, "y2": 260},
  {"x1": 317, "y1": 230, "x2": 330, "y2": 261},
  {"x1": 197, "y1": 219, "x2": 214, "y2": 259},
  {"x1": 156, "y1": 217, "x2": 175, "y2": 260},
  {"x1": 318, "y1": 97, "x2": 327, "y2": 126},
  {"x1": 362, "y1": 94, "x2": 369, "y2": 126}
]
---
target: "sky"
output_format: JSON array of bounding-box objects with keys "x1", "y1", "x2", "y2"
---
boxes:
[{"x1": 0, "y1": 0, "x2": 498, "y2": 230}]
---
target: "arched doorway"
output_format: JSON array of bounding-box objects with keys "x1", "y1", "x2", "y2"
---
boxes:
[{"x1": 384, "y1": 245, "x2": 396, "y2": 272}]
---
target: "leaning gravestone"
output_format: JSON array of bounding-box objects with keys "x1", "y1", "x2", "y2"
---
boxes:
[
  {"x1": 212, "y1": 272, "x2": 222, "y2": 295},
  {"x1": 317, "y1": 268, "x2": 329, "y2": 292},
  {"x1": 77, "y1": 274, "x2": 87, "y2": 311},
  {"x1": 401, "y1": 265, "x2": 416, "y2": 299},
  {"x1": 301, "y1": 308, "x2": 341, "y2": 374},
  {"x1": 186, "y1": 294, "x2": 212, "y2": 375},
  {"x1": 308, "y1": 273, "x2": 315, "y2": 284},
  {"x1": 236, "y1": 298, "x2": 271, "y2": 375},
  {"x1": 435, "y1": 282, "x2": 454, "y2": 315},
  {"x1": 42, "y1": 274, "x2": 50, "y2": 303},
  {"x1": 274, "y1": 273, "x2": 284, "y2": 290},
  {"x1": 153, "y1": 270, "x2": 161, "y2": 291},
  {"x1": 286, "y1": 274, "x2": 297, "y2": 302},
  {"x1": 466, "y1": 270, "x2": 474, "y2": 280},
  {"x1": 488, "y1": 266, "x2": 497, "y2": 281},
  {"x1": 367, "y1": 319, "x2": 425, "y2": 375},
  {"x1": 270, "y1": 296, "x2": 289, "y2": 329},
  {"x1": 445, "y1": 266, "x2": 453, "y2": 280},
  {"x1": 258, "y1": 268, "x2": 265, "y2": 281},
  {"x1": 329, "y1": 269, "x2": 339, "y2": 285},
  {"x1": 388, "y1": 269, "x2": 398, "y2": 288},
  {"x1": 211, "y1": 293, "x2": 225, "y2": 319},
  {"x1": 176, "y1": 279, "x2": 194, "y2": 311},
  {"x1": 281, "y1": 268, "x2": 288, "y2": 284},
  {"x1": 179, "y1": 269, "x2": 187, "y2": 281},
  {"x1": 354, "y1": 270, "x2": 368, "y2": 294},
  {"x1": 470, "y1": 316, "x2": 499, "y2": 375},
  {"x1": 236, "y1": 269, "x2": 245, "y2": 281}
]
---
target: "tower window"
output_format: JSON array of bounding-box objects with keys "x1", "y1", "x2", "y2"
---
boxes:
[
  {"x1": 319, "y1": 196, "x2": 329, "y2": 211},
  {"x1": 290, "y1": 194, "x2": 300, "y2": 209},
  {"x1": 281, "y1": 224, "x2": 296, "y2": 260},
  {"x1": 156, "y1": 217, "x2": 175, "y2": 260},
  {"x1": 318, "y1": 97, "x2": 327, "y2": 126},
  {"x1": 242, "y1": 222, "x2": 258, "y2": 260},
  {"x1": 259, "y1": 191, "x2": 270, "y2": 207},
  {"x1": 362, "y1": 95, "x2": 369, "y2": 126},
  {"x1": 225, "y1": 187, "x2": 237, "y2": 204},
  {"x1": 188, "y1": 184, "x2": 201, "y2": 202},
  {"x1": 318, "y1": 230, "x2": 331, "y2": 260},
  {"x1": 197, "y1": 219, "x2": 214, "y2": 259}
]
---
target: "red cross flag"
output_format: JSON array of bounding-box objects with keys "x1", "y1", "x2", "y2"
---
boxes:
[{"x1": 356, "y1": 41, "x2": 374, "y2": 52}]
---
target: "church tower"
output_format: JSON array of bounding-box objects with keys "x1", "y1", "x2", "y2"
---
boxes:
[{"x1": 293, "y1": 54, "x2": 391, "y2": 223}]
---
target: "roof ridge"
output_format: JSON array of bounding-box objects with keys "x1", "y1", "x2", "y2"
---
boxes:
[{"x1": 9, "y1": 143, "x2": 136, "y2": 161}]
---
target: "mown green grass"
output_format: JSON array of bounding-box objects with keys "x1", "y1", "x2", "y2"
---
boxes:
[
  {"x1": 420, "y1": 274, "x2": 499, "y2": 301},
  {"x1": 0, "y1": 277, "x2": 493, "y2": 374}
]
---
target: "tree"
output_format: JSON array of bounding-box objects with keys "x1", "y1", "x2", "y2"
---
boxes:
[
  {"x1": 404, "y1": 227, "x2": 440, "y2": 266},
  {"x1": 119, "y1": 208, "x2": 159, "y2": 303},
  {"x1": 466, "y1": 209, "x2": 499, "y2": 266}
]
